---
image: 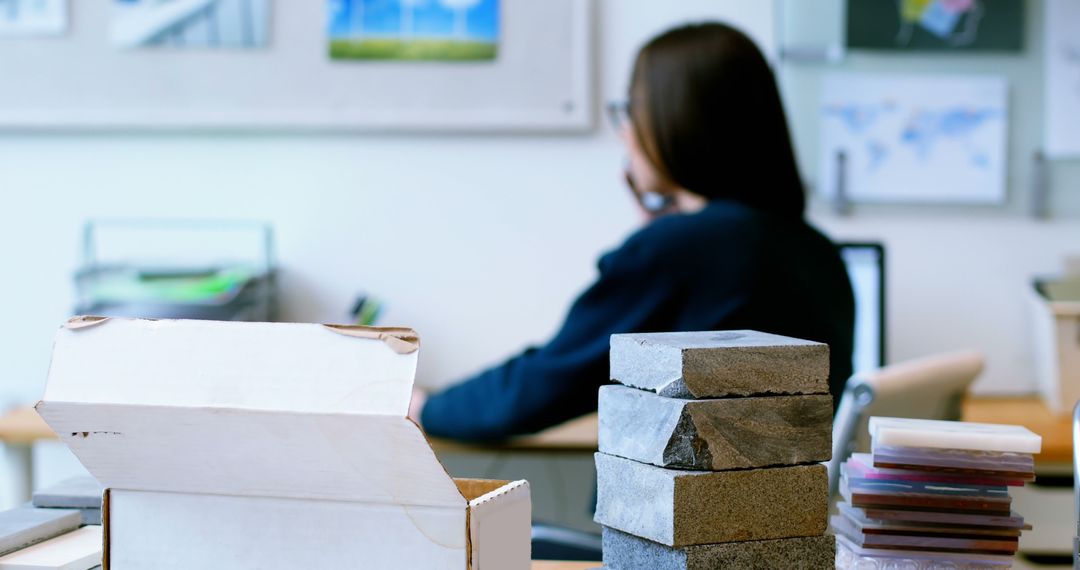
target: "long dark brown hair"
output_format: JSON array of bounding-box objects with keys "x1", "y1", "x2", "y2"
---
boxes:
[{"x1": 630, "y1": 22, "x2": 805, "y2": 217}]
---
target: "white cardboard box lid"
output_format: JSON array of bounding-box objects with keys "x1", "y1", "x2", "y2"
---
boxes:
[
  {"x1": 44, "y1": 317, "x2": 419, "y2": 415},
  {"x1": 37, "y1": 317, "x2": 467, "y2": 509}
]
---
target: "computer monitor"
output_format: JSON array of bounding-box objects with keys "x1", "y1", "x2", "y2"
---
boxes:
[{"x1": 839, "y1": 243, "x2": 886, "y2": 375}]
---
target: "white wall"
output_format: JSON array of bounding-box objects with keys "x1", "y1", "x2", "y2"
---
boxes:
[
  {"x1": 0, "y1": 0, "x2": 1072, "y2": 411},
  {"x1": 0, "y1": 0, "x2": 1075, "y2": 518},
  {"x1": 0, "y1": 0, "x2": 775, "y2": 406},
  {"x1": 813, "y1": 212, "x2": 1076, "y2": 394},
  {"x1": 778, "y1": 0, "x2": 1080, "y2": 393}
]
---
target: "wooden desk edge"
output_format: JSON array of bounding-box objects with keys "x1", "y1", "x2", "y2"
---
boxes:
[
  {"x1": 531, "y1": 562, "x2": 597, "y2": 570},
  {"x1": 430, "y1": 414, "x2": 599, "y2": 453},
  {"x1": 961, "y1": 395, "x2": 1072, "y2": 466},
  {"x1": 0, "y1": 406, "x2": 55, "y2": 445},
  {"x1": 0, "y1": 405, "x2": 600, "y2": 453},
  {"x1": 6, "y1": 397, "x2": 1068, "y2": 464}
]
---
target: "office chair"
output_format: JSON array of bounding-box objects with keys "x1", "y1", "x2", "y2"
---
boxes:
[
  {"x1": 828, "y1": 350, "x2": 985, "y2": 498},
  {"x1": 1073, "y1": 400, "x2": 1080, "y2": 570},
  {"x1": 531, "y1": 522, "x2": 602, "y2": 561}
]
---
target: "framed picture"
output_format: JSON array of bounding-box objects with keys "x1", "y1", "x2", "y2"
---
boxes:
[
  {"x1": 1044, "y1": 0, "x2": 1080, "y2": 157},
  {"x1": 111, "y1": 0, "x2": 270, "y2": 49},
  {"x1": 328, "y1": 0, "x2": 500, "y2": 62},
  {"x1": 0, "y1": 0, "x2": 67, "y2": 36},
  {"x1": 0, "y1": 0, "x2": 592, "y2": 132},
  {"x1": 819, "y1": 74, "x2": 1008, "y2": 205},
  {"x1": 846, "y1": 0, "x2": 1023, "y2": 52}
]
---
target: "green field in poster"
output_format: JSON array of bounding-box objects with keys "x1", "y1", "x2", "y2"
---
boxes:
[{"x1": 329, "y1": 39, "x2": 497, "y2": 61}]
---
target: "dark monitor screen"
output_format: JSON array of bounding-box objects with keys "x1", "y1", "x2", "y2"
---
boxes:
[{"x1": 839, "y1": 242, "x2": 886, "y2": 374}]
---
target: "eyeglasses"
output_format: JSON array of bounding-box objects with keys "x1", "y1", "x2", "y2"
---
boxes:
[{"x1": 605, "y1": 100, "x2": 632, "y2": 133}]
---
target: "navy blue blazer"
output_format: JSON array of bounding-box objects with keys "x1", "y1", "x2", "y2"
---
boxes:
[{"x1": 421, "y1": 199, "x2": 855, "y2": 442}]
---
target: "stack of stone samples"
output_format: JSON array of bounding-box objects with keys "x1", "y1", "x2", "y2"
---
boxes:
[{"x1": 595, "y1": 330, "x2": 836, "y2": 569}]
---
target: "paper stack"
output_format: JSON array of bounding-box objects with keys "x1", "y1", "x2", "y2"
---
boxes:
[
  {"x1": 833, "y1": 417, "x2": 1043, "y2": 569},
  {"x1": 595, "y1": 330, "x2": 836, "y2": 569}
]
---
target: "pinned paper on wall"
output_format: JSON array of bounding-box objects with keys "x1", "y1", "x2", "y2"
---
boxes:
[
  {"x1": 1044, "y1": 0, "x2": 1080, "y2": 158},
  {"x1": 0, "y1": 0, "x2": 67, "y2": 36},
  {"x1": 819, "y1": 74, "x2": 1008, "y2": 205},
  {"x1": 847, "y1": 0, "x2": 1023, "y2": 52}
]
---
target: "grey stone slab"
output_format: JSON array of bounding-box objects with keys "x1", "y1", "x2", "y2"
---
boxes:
[
  {"x1": 602, "y1": 527, "x2": 835, "y2": 570},
  {"x1": 32, "y1": 476, "x2": 103, "y2": 510},
  {"x1": 599, "y1": 385, "x2": 832, "y2": 470},
  {"x1": 594, "y1": 453, "x2": 828, "y2": 547},
  {"x1": 609, "y1": 330, "x2": 829, "y2": 398},
  {"x1": 0, "y1": 507, "x2": 82, "y2": 557}
]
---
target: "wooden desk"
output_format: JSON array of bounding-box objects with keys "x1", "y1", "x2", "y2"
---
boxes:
[
  {"x1": 444, "y1": 397, "x2": 1073, "y2": 461},
  {"x1": 0, "y1": 406, "x2": 601, "y2": 453},
  {"x1": 0, "y1": 406, "x2": 54, "y2": 502},
  {"x1": 961, "y1": 396, "x2": 1072, "y2": 466},
  {"x1": 4, "y1": 396, "x2": 1071, "y2": 475},
  {"x1": 0, "y1": 405, "x2": 599, "y2": 500},
  {"x1": 430, "y1": 413, "x2": 598, "y2": 453},
  {"x1": 531, "y1": 562, "x2": 596, "y2": 570},
  {"x1": 5, "y1": 397, "x2": 1072, "y2": 460},
  {"x1": 0, "y1": 404, "x2": 600, "y2": 449},
  {"x1": 0, "y1": 407, "x2": 54, "y2": 445},
  {"x1": 5, "y1": 397, "x2": 1072, "y2": 459}
]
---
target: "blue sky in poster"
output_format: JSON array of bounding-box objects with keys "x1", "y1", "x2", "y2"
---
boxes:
[{"x1": 328, "y1": 0, "x2": 499, "y2": 42}]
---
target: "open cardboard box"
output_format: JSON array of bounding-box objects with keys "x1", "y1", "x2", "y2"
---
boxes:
[{"x1": 36, "y1": 317, "x2": 531, "y2": 569}]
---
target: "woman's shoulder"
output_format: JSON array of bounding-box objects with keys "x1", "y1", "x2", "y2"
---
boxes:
[
  {"x1": 625, "y1": 200, "x2": 764, "y2": 253},
  {"x1": 595, "y1": 202, "x2": 760, "y2": 280}
]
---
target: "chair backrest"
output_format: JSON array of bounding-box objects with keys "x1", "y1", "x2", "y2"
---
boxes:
[{"x1": 828, "y1": 350, "x2": 985, "y2": 499}]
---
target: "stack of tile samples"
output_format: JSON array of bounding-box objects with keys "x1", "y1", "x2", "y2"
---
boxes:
[
  {"x1": 833, "y1": 417, "x2": 1042, "y2": 569},
  {"x1": 0, "y1": 506, "x2": 102, "y2": 570},
  {"x1": 595, "y1": 330, "x2": 836, "y2": 570},
  {"x1": 0, "y1": 507, "x2": 81, "y2": 559}
]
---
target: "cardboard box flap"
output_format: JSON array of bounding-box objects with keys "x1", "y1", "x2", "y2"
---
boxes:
[
  {"x1": 467, "y1": 480, "x2": 532, "y2": 569},
  {"x1": 37, "y1": 402, "x2": 467, "y2": 508},
  {"x1": 43, "y1": 318, "x2": 417, "y2": 415}
]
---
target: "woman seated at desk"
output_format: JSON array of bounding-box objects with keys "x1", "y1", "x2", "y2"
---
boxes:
[{"x1": 412, "y1": 22, "x2": 855, "y2": 442}]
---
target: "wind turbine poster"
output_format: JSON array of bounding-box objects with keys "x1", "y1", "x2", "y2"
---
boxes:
[{"x1": 328, "y1": 0, "x2": 499, "y2": 61}]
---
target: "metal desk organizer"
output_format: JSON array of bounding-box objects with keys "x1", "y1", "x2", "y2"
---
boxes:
[{"x1": 74, "y1": 220, "x2": 276, "y2": 322}]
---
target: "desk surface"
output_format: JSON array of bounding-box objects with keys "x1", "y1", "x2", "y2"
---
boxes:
[
  {"x1": 960, "y1": 396, "x2": 1073, "y2": 465},
  {"x1": 0, "y1": 404, "x2": 600, "y2": 451},
  {"x1": 430, "y1": 413, "x2": 599, "y2": 453},
  {"x1": 2, "y1": 396, "x2": 1072, "y2": 464},
  {"x1": 531, "y1": 562, "x2": 595, "y2": 570},
  {"x1": 0, "y1": 406, "x2": 52, "y2": 445}
]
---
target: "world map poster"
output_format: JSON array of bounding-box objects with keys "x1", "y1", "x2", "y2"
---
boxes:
[
  {"x1": 819, "y1": 74, "x2": 1008, "y2": 204},
  {"x1": 1044, "y1": 0, "x2": 1080, "y2": 158}
]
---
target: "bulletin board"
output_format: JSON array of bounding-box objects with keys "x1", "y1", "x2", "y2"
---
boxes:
[{"x1": 0, "y1": 0, "x2": 593, "y2": 132}]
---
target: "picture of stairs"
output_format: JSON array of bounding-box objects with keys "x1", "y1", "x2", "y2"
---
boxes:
[{"x1": 111, "y1": 0, "x2": 268, "y2": 49}]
